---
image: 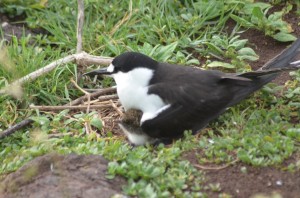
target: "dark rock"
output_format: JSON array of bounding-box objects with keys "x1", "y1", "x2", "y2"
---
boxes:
[{"x1": 0, "y1": 153, "x2": 126, "y2": 198}]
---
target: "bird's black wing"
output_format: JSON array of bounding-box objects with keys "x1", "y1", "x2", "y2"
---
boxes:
[
  {"x1": 142, "y1": 38, "x2": 300, "y2": 139},
  {"x1": 142, "y1": 76, "x2": 234, "y2": 139}
]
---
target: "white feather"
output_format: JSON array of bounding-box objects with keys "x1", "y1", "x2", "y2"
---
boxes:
[{"x1": 141, "y1": 104, "x2": 171, "y2": 123}]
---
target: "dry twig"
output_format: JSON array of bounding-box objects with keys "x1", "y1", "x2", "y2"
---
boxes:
[
  {"x1": 70, "y1": 78, "x2": 91, "y2": 113},
  {"x1": 0, "y1": 119, "x2": 34, "y2": 139},
  {"x1": 29, "y1": 104, "x2": 112, "y2": 111},
  {"x1": 65, "y1": 87, "x2": 116, "y2": 106},
  {"x1": 0, "y1": 53, "x2": 113, "y2": 95},
  {"x1": 98, "y1": 94, "x2": 118, "y2": 101},
  {"x1": 193, "y1": 159, "x2": 239, "y2": 170},
  {"x1": 109, "y1": 99, "x2": 124, "y2": 117},
  {"x1": 85, "y1": 94, "x2": 118, "y2": 105},
  {"x1": 73, "y1": 52, "x2": 112, "y2": 66},
  {"x1": 76, "y1": 0, "x2": 84, "y2": 53}
]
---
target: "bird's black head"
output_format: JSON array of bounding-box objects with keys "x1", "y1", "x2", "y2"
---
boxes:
[
  {"x1": 111, "y1": 52, "x2": 158, "y2": 73},
  {"x1": 83, "y1": 52, "x2": 158, "y2": 77}
]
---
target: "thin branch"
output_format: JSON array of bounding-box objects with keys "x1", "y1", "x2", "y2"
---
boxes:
[
  {"x1": 65, "y1": 87, "x2": 116, "y2": 106},
  {"x1": 110, "y1": 99, "x2": 124, "y2": 117},
  {"x1": 0, "y1": 119, "x2": 33, "y2": 139},
  {"x1": 74, "y1": 52, "x2": 112, "y2": 66},
  {"x1": 70, "y1": 79, "x2": 90, "y2": 95},
  {"x1": 0, "y1": 55, "x2": 75, "y2": 94},
  {"x1": 85, "y1": 94, "x2": 118, "y2": 105},
  {"x1": 193, "y1": 159, "x2": 239, "y2": 170},
  {"x1": 84, "y1": 122, "x2": 91, "y2": 134},
  {"x1": 76, "y1": 0, "x2": 84, "y2": 53},
  {"x1": 29, "y1": 104, "x2": 112, "y2": 111},
  {"x1": 98, "y1": 94, "x2": 118, "y2": 101},
  {"x1": 70, "y1": 78, "x2": 91, "y2": 113},
  {"x1": 0, "y1": 52, "x2": 113, "y2": 95}
]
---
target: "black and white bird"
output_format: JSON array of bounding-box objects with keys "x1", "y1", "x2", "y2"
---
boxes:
[{"x1": 85, "y1": 39, "x2": 300, "y2": 145}]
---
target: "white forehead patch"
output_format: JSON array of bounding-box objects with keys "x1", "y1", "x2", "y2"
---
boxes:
[{"x1": 107, "y1": 64, "x2": 115, "y2": 72}]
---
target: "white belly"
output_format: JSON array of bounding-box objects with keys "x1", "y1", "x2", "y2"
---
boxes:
[
  {"x1": 112, "y1": 67, "x2": 168, "y2": 122},
  {"x1": 117, "y1": 84, "x2": 165, "y2": 113}
]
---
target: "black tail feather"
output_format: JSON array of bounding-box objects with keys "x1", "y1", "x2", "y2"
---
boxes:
[
  {"x1": 253, "y1": 39, "x2": 300, "y2": 85},
  {"x1": 239, "y1": 64, "x2": 300, "y2": 78},
  {"x1": 228, "y1": 39, "x2": 300, "y2": 107},
  {"x1": 260, "y1": 38, "x2": 300, "y2": 70}
]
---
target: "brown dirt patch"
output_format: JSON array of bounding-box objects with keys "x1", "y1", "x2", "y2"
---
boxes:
[
  {"x1": 206, "y1": 162, "x2": 300, "y2": 198},
  {"x1": 0, "y1": 153, "x2": 126, "y2": 198},
  {"x1": 184, "y1": 150, "x2": 300, "y2": 198},
  {"x1": 0, "y1": 14, "x2": 35, "y2": 42}
]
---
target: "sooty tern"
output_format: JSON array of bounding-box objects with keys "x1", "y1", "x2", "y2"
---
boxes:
[{"x1": 85, "y1": 39, "x2": 300, "y2": 145}]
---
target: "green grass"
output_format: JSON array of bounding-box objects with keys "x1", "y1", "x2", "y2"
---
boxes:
[{"x1": 0, "y1": 0, "x2": 300, "y2": 197}]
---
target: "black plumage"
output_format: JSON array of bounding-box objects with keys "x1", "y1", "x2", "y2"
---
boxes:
[{"x1": 85, "y1": 39, "x2": 300, "y2": 144}]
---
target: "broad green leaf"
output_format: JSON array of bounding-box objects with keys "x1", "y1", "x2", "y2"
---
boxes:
[
  {"x1": 180, "y1": 13, "x2": 192, "y2": 21},
  {"x1": 237, "y1": 47, "x2": 259, "y2": 61},
  {"x1": 237, "y1": 149, "x2": 251, "y2": 163},
  {"x1": 186, "y1": 59, "x2": 200, "y2": 65},
  {"x1": 229, "y1": 39, "x2": 248, "y2": 49},
  {"x1": 273, "y1": 32, "x2": 297, "y2": 42},
  {"x1": 31, "y1": 116, "x2": 50, "y2": 126},
  {"x1": 91, "y1": 117, "x2": 103, "y2": 130},
  {"x1": 139, "y1": 42, "x2": 154, "y2": 56},
  {"x1": 252, "y1": 7, "x2": 264, "y2": 20},
  {"x1": 240, "y1": 2, "x2": 271, "y2": 15},
  {"x1": 207, "y1": 61, "x2": 235, "y2": 69},
  {"x1": 205, "y1": 42, "x2": 224, "y2": 56},
  {"x1": 230, "y1": 14, "x2": 254, "y2": 28},
  {"x1": 155, "y1": 42, "x2": 178, "y2": 62},
  {"x1": 286, "y1": 128, "x2": 300, "y2": 139}
]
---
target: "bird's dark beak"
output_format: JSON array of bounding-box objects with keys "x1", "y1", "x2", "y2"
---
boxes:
[{"x1": 83, "y1": 67, "x2": 111, "y2": 77}]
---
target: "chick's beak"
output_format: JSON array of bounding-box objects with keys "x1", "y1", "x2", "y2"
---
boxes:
[{"x1": 83, "y1": 67, "x2": 111, "y2": 77}]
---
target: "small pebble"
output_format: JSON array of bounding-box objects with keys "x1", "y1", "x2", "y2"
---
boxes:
[
  {"x1": 240, "y1": 166, "x2": 247, "y2": 174},
  {"x1": 50, "y1": 163, "x2": 54, "y2": 172},
  {"x1": 1, "y1": 22, "x2": 8, "y2": 28},
  {"x1": 276, "y1": 180, "x2": 283, "y2": 186}
]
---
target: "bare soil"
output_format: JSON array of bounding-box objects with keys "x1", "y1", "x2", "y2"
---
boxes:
[
  {"x1": 1, "y1": 4, "x2": 300, "y2": 198},
  {"x1": 0, "y1": 14, "x2": 35, "y2": 42},
  {"x1": 184, "y1": 151, "x2": 300, "y2": 198}
]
